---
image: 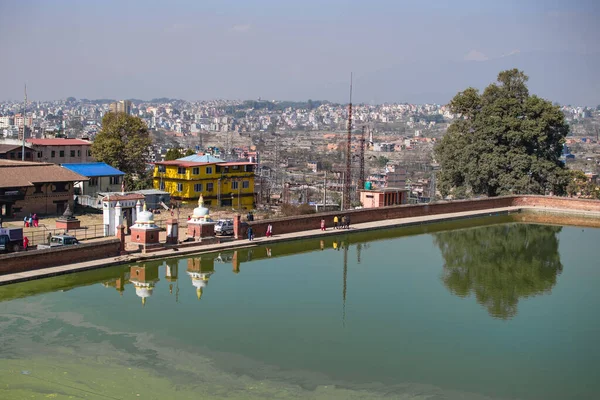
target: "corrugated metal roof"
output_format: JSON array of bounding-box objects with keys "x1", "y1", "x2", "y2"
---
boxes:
[
  {"x1": 61, "y1": 162, "x2": 125, "y2": 177},
  {"x1": 177, "y1": 154, "x2": 223, "y2": 163}
]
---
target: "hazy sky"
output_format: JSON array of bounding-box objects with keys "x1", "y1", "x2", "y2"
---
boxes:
[{"x1": 1, "y1": 0, "x2": 599, "y2": 105}]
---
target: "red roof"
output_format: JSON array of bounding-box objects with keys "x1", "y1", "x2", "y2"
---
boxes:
[
  {"x1": 26, "y1": 139, "x2": 92, "y2": 146},
  {"x1": 217, "y1": 162, "x2": 256, "y2": 166}
]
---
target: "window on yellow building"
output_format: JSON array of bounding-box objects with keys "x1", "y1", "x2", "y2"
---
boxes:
[
  {"x1": 177, "y1": 183, "x2": 184, "y2": 192},
  {"x1": 242, "y1": 180, "x2": 249, "y2": 189},
  {"x1": 177, "y1": 167, "x2": 186, "y2": 174},
  {"x1": 206, "y1": 166, "x2": 213, "y2": 174},
  {"x1": 232, "y1": 181, "x2": 239, "y2": 189},
  {"x1": 160, "y1": 181, "x2": 165, "y2": 191},
  {"x1": 192, "y1": 167, "x2": 199, "y2": 175},
  {"x1": 194, "y1": 183, "x2": 202, "y2": 192},
  {"x1": 158, "y1": 165, "x2": 166, "y2": 173},
  {"x1": 206, "y1": 182, "x2": 213, "y2": 191}
]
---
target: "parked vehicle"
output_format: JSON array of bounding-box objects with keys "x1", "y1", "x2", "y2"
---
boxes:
[
  {"x1": 0, "y1": 227, "x2": 24, "y2": 253},
  {"x1": 214, "y1": 219, "x2": 234, "y2": 236},
  {"x1": 37, "y1": 234, "x2": 79, "y2": 250}
]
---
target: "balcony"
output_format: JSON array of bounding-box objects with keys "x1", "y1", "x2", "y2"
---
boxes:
[{"x1": 0, "y1": 190, "x2": 25, "y2": 202}]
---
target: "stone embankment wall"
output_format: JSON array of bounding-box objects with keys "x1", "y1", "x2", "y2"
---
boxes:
[
  {"x1": 0, "y1": 239, "x2": 121, "y2": 275},
  {"x1": 243, "y1": 195, "x2": 600, "y2": 238}
]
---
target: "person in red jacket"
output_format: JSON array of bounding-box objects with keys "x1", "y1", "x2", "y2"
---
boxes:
[{"x1": 23, "y1": 236, "x2": 29, "y2": 251}]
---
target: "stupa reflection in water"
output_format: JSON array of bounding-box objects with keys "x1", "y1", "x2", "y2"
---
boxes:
[
  {"x1": 187, "y1": 256, "x2": 215, "y2": 300},
  {"x1": 129, "y1": 262, "x2": 161, "y2": 306}
]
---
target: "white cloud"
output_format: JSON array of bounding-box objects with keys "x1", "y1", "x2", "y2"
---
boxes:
[
  {"x1": 231, "y1": 24, "x2": 251, "y2": 33},
  {"x1": 500, "y1": 49, "x2": 521, "y2": 58},
  {"x1": 464, "y1": 50, "x2": 489, "y2": 62}
]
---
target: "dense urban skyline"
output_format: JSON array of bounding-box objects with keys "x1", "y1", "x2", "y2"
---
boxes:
[{"x1": 1, "y1": 0, "x2": 599, "y2": 105}]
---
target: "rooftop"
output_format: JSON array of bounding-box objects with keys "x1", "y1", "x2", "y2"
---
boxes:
[
  {"x1": 0, "y1": 160, "x2": 88, "y2": 187},
  {"x1": 177, "y1": 154, "x2": 223, "y2": 163},
  {"x1": 61, "y1": 162, "x2": 125, "y2": 177},
  {"x1": 0, "y1": 144, "x2": 34, "y2": 153},
  {"x1": 26, "y1": 138, "x2": 92, "y2": 146}
]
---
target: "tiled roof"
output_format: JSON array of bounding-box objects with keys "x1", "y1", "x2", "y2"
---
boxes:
[
  {"x1": 61, "y1": 162, "x2": 125, "y2": 177},
  {"x1": 0, "y1": 144, "x2": 34, "y2": 154},
  {"x1": 100, "y1": 193, "x2": 145, "y2": 201},
  {"x1": 0, "y1": 160, "x2": 88, "y2": 188},
  {"x1": 26, "y1": 138, "x2": 92, "y2": 146}
]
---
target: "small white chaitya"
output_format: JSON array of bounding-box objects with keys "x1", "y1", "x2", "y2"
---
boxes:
[
  {"x1": 130, "y1": 202, "x2": 161, "y2": 246},
  {"x1": 187, "y1": 195, "x2": 216, "y2": 240}
]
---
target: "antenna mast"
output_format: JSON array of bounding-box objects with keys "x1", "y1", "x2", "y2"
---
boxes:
[
  {"x1": 359, "y1": 126, "x2": 365, "y2": 191},
  {"x1": 22, "y1": 83, "x2": 27, "y2": 161},
  {"x1": 343, "y1": 73, "x2": 353, "y2": 210}
]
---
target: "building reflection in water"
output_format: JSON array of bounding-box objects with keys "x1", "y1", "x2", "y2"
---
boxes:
[
  {"x1": 103, "y1": 269, "x2": 130, "y2": 296},
  {"x1": 165, "y1": 259, "x2": 180, "y2": 301},
  {"x1": 187, "y1": 256, "x2": 215, "y2": 300},
  {"x1": 129, "y1": 261, "x2": 161, "y2": 306}
]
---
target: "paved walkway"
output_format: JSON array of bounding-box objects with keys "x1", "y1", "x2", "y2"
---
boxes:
[{"x1": 0, "y1": 205, "x2": 597, "y2": 286}]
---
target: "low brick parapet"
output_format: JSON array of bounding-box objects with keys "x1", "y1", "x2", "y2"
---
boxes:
[
  {"x1": 0, "y1": 238, "x2": 121, "y2": 275},
  {"x1": 244, "y1": 195, "x2": 600, "y2": 239}
]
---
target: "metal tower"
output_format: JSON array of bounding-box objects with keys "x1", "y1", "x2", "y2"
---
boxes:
[
  {"x1": 358, "y1": 126, "x2": 366, "y2": 191},
  {"x1": 343, "y1": 73, "x2": 353, "y2": 210}
]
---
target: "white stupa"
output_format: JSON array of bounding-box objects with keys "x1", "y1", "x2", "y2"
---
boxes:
[
  {"x1": 190, "y1": 195, "x2": 211, "y2": 223},
  {"x1": 187, "y1": 195, "x2": 216, "y2": 240},
  {"x1": 132, "y1": 202, "x2": 159, "y2": 229}
]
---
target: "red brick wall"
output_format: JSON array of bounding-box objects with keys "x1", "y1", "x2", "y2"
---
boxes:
[
  {"x1": 513, "y1": 195, "x2": 600, "y2": 212},
  {"x1": 0, "y1": 239, "x2": 121, "y2": 275},
  {"x1": 244, "y1": 195, "x2": 600, "y2": 238}
]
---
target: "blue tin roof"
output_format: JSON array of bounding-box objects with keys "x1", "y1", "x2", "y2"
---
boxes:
[
  {"x1": 61, "y1": 162, "x2": 125, "y2": 177},
  {"x1": 177, "y1": 154, "x2": 223, "y2": 163}
]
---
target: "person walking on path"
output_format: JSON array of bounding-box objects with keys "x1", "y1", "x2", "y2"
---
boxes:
[
  {"x1": 341, "y1": 215, "x2": 347, "y2": 229},
  {"x1": 24, "y1": 216, "x2": 28, "y2": 227},
  {"x1": 28, "y1": 215, "x2": 33, "y2": 228},
  {"x1": 23, "y1": 236, "x2": 29, "y2": 251},
  {"x1": 33, "y1": 213, "x2": 38, "y2": 228},
  {"x1": 333, "y1": 215, "x2": 339, "y2": 229},
  {"x1": 320, "y1": 219, "x2": 326, "y2": 231},
  {"x1": 266, "y1": 224, "x2": 273, "y2": 238},
  {"x1": 346, "y1": 214, "x2": 351, "y2": 229},
  {"x1": 247, "y1": 227, "x2": 254, "y2": 241}
]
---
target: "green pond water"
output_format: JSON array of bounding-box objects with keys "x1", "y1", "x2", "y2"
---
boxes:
[{"x1": 0, "y1": 216, "x2": 599, "y2": 400}]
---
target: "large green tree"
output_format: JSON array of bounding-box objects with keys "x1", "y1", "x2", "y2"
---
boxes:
[
  {"x1": 435, "y1": 69, "x2": 570, "y2": 198},
  {"x1": 165, "y1": 147, "x2": 195, "y2": 160},
  {"x1": 92, "y1": 112, "x2": 152, "y2": 188}
]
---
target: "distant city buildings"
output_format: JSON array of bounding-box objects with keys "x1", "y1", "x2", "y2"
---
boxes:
[{"x1": 109, "y1": 100, "x2": 132, "y2": 115}]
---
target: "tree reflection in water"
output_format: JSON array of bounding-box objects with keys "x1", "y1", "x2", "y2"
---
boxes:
[{"x1": 433, "y1": 224, "x2": 563, "y2": 319}]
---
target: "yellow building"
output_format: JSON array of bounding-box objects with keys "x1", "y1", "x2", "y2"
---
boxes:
[{"x1": 153, "y1": 154, "x2": 255, "y2": 209}]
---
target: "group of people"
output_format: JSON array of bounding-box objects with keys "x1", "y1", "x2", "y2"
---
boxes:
[
  {"x1": 247, "y1": 223, "x2": 273, "y2": 241},
  {"x1": 23, "y1": 213, "x2": 39, "y2": 228},
  {"x1": 332, "y1": 215, "x2": 351, "y2": 230}
]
